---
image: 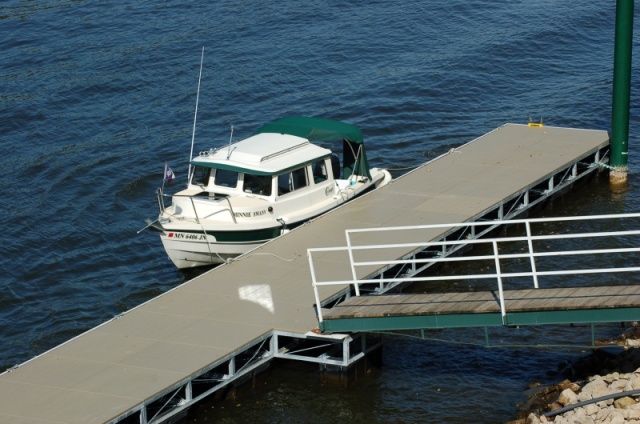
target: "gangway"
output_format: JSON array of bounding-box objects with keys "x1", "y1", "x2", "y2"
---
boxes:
[{"x1": 308, "y1": 213, "x2": 640, "y2": 336}]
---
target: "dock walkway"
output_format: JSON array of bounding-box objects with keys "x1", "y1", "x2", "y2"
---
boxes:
[
  {"x1": 0, "y1": 124, "x2": 610, "y2": 423},
  {"x1": 320, "y1": 285, "x2": 640, "y2": 331}
]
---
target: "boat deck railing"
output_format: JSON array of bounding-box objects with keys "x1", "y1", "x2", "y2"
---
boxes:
[
  {"x1": 308, "y1": 213, "x2": 640, "y2": 325},
  {"x1": 157, "y1": 188, "x2": 238, "y2": 224}
]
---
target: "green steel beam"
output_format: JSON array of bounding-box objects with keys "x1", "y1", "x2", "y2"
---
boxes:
[
  {"x1": 505, "y1": 307, "x2": 640, "y2": 326},
  {"x1": 319, "y1": 307, "x2": 640, "y2": 333},
  {"x1": 320, "y1": 313, "x2": 504, "y2": 333}
]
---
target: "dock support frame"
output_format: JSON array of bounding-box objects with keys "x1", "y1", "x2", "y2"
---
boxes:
[{"x1": 109, "y1": 330, "x2": 380, "y2": 424}]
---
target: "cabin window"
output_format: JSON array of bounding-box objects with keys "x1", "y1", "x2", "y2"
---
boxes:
[
  {"x1": 292, "y1": 167, "x2": 308, "y2": 190},
  {"x1": 214, "y1": 169, "x2": 239, "y2": 188},
  {"x1": 244, "y1": 173, "x2": 272, "y2": 196},
  {"x1": 331, "y1": 154, "x2": 341, "y2": 179},
  {"x1": 312, "y1": 159, "x2": 328, "y2": 183},
  {"x1": 191, "y1": 166, "x2": 211, "y2": 187},
  {"x1": 278, "y1": 167, "x2": 308, "y2": 195}
]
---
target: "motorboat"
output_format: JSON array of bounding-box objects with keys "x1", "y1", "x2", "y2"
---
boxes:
[{"x1": 146, "y1": 116, "x2": 392, "y2": 269}]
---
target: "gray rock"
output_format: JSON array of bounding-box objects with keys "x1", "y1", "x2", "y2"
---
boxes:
[
  {"x1": 558, "y1": 388, "x2": 578, "y2": 406},
  {"x1": 604, "y1": 372, "x2": 621, "y2": 384},
  {"x1": 579, "y1": 377, "x2": 608, "y2": 401},
  {"x1": 625, "y1": 374, "x2": 640, "y2": 391},
  {"x1": 609, "y1": 408, "x2": 626, "y2": 423},
  {"x1": 584, "y1": 402, "x2": 600, "y2": 416},
  {"x1": 525, "y1": 412, "x2": 544, "y2": 424},
  {"x1": 609, "y1": 377, "x2": 630, "y2": 392},
  {"x1": 595, "y1": 405, "x2": 613, "y2": 422},
  {"x1": 624, "y1": 405, "x2": 640, "y2": 420},
  {"x1": 614, "y1": 395, "x2": 637, "y2": 409}
]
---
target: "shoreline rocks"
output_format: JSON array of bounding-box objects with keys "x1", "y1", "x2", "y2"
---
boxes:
[
  {"x1": 512, "y1": 327, "x2": 640, "y2": 423},
  {"x1": 525, "y1": 367, "x2": 640, "y2": 423}
]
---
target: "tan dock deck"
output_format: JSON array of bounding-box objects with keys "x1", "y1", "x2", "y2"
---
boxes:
[
  {"x1": 317, "y1": 285, "x2": 640, "y2": 333},
  {"x1": 322, "y1": 285, "x2": 640, "y2": 320},
  {"x1": 0, "y1": 124, "x2": 609, "y2": 423}
]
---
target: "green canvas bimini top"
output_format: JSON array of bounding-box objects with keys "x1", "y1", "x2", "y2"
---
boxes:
[
  {"x1": 253, "y1": 116, "x2": 364, "y2": 145},
  {"x1": 254, "y1": 116, "x2": 371, "y2": 179}
]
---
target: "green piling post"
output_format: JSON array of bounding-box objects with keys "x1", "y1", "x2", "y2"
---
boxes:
[{"x1": 610, "y1": 0, "x2": 634, "y2": 184}]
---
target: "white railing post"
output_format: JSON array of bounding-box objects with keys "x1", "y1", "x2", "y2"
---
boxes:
[
  {"x1": 525, "y1": 221, "x2": 539, "y2": 289},
  {"x1": 492, "y1": 240, "x2": 507, "y2": 323},
  {"x1": 307, "y1": 213, "x2": 640, "y2": 329},
  {"x1": 307, "y1": 251, "x2": 324, "y2": 323},
  {"x1": 345, "y1": 230, "x2": 361, "y2": 296}
]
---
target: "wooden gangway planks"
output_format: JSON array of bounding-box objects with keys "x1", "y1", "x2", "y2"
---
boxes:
[
  {"x1": 320, "y1": 286, "x2": 640, "y2": 332},
  {"x1": 0, "y1": 124, "x2": 611, "y2": 424}
]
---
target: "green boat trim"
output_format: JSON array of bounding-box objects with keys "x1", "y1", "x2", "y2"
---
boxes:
[{"x1": 254, "y1": 116, "x2": 372, "y2": 180}]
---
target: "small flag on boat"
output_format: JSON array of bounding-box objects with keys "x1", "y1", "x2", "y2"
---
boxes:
[{"x1": 164, "y1": 163, "x2": 175, "y2": 183}]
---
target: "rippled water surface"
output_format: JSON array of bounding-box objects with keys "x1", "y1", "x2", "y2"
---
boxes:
[{"x1": 1, "y1": 0, "x2": 639, "y2": 422}]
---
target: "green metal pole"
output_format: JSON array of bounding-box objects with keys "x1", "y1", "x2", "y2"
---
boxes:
[{"x1": 610, "y1": 0, "x2": 634, "y2": 184}]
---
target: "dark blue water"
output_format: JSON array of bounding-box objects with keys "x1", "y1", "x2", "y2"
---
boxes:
[{"x1": 2, "y1": 0, "x2": 639, "y2": 422}]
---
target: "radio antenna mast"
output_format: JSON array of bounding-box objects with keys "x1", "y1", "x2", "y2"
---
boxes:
[
  {"x1": 226, "y1": 125, "x2": 235, "y2": 159},
  {"x1": 188, "y1": 47, "x2": 205, "y2": 184}
]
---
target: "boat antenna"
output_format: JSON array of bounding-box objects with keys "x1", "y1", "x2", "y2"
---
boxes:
[
  {"x1": 226, "y1": 125, "x2": 235, "y2": 159},
  {"x1": 188, "y1": 46, "x2": 205, "y2": 184}
]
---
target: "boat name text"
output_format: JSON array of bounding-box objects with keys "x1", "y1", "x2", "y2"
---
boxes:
[{"x1": 234, "y1": 209, "x2": 267, "y2": 218}]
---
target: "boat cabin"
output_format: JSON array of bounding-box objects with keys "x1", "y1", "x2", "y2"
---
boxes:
[
  {"x1": 189, "y1": 132, "x2": 338, "y2": 200},
  {"x1": 187, "y1": 115, "x2": 374, "y2": 201},
  {"x1": 152, "y1": 115, "x2": 390, "y2": 269}
]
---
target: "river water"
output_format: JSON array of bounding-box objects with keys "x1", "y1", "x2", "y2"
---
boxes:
[{"x1": 1, "y1": 1, "x2": 639, "y2": 422}]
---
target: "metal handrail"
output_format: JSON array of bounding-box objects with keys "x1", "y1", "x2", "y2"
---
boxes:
[
  {"x1": 308, "y1": 213, "x2": 640, "y2": 324},
  {"x1": 156, "y1": 188, "x2": 166, "y2": 213},
  {"x1": 158, "y1": 190, "x2": 238, "y2": 224}
]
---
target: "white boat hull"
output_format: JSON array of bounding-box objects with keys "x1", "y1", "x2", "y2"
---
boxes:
[
  {"x1": 157, "y1": 169, "x2": 392, "y2": 269},
  {"x1": 146, "y1": 115, "x2": 394, "y2": 270},
  {"x1": 160, "y1": 232, "x2": 265, "y2": 268}
]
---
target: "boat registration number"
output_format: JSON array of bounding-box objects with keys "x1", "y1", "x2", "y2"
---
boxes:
[{"x1": 167, "y1": 232, "x2": 213, "y2": 241}]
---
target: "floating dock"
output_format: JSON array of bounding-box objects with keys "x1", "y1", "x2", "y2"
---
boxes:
[
  {"x1": 322, "y1": 286, "x2": 640, "y2": 326},
  {"x1": 0, "y1": 124, "x2": 611, "y2": 424},
  {"x1": 319, "y1": 283, "x2": 640, "y2": 332}
]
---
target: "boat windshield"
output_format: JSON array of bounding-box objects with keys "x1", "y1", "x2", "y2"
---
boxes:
[
  {"x1": 278, "y1": 166, "x2": 308, "y2": 195},
  {"x1": 214, "y1": 169, "x2": 239, "y2": 188},
  {"x1": 191, "y1": 166, "x2": 211, "y2": 187},
  {"x1": 244, "y1": 173, "x2": 272, "y2": 196},
  {"x1": 312, "y1": 159, "x2": 328, "y2": 183}
]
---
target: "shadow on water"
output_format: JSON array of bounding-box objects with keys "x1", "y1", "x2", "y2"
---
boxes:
[{"x1": 179, "y1": 264, "x2": 219, "y2": 282}]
